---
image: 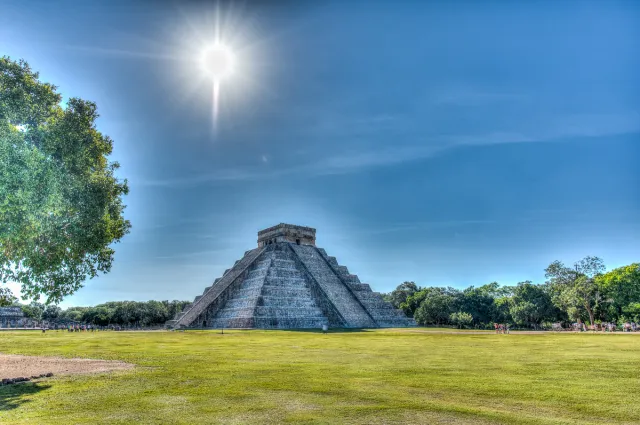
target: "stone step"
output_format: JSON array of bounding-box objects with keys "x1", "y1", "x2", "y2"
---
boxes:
[
  {"x1": 271, "y1": 250, "x2": 296, "y2": 261},
  {"x1": 208, "y1": 316, "x2": 329, "y2": 329},
  {"x1": 366, "y1": 307, "x2": 407, "y2": 317},
  {"x1": 326, "y1": 257, "x2": 339, "y2": 267},
  {"x1": 224, "y1": 298, "x2": 261, "y2": 309},
  {"x1": 238, "y1": 276, "x2": 268, "y2": 290},
  {"x1": 352, "y1": 291, "x2": 385, "y2": 301},
  {"x1": 268, "y1": 267, "x2": 304, "y2": 279},
  {"x1": 235, "y1": 288, "x2": 263, "y2": 298},
  {"x1": 262, "y1": 277, "x2": 307, "y2": 288},
  {"x1": 258, "y1": 296, "x2": 318, "y2": 308},
  {"x1": 246, "y1": 268, "x2": 269, "y2": 279},
  {"x1": 254, "y1": 306, "x2": 324, "y2": 317},
  {"x1": 260, "y1": 286, "x2": 314, "y2": 298},
  {"x1": 253, "y1": 317, "x2": 328, "y2": 329},
  {"x1": 343, "y1": 274, "x2": 361, "y2": 284},
  {"x1": 289, "y1": 244, "x2": 377, "y2": 328},
  {"x1": 271, "y1": 259, "x2": 296, "y2": 268},
  {"x1": 254, "y1": 258, "x2": 271, "y2": 269},
  {"x1": 335, "y1": 265, "x2": 349, "y2": 275},
  {"x1": 350, "y1": 283, "x2": 372, "y2": 291},
  {"x1": 208, "y1": 317, "x2": 255, "y2": 329},
  {"x1": 214, "y1": 307, "x2": 256, "y2": 319}
]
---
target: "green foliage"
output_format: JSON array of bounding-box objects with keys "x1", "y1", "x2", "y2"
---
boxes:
[
  {"x1": 0, "y1": 57, "x2": 130, "y2": 304},
  {"x1": 596, "y1": 263, "x2": 640, "y2": 320},
  {"x1": 545, "y1": 256, "x2": 605, "y2": 325},
  {"x1": 388, "y1": 281, "x2": 419, "y2": 309},
  {"x1": 29, "y1": 300, "x2": 191, "y2": 327},
  {"x1": 19, "y1": 301, "x2": 45, "y2": 320},
  {"x1": 393, "y1": 257, "x2": 638, "y2": 329},
  {"x1": 509, "y1": 281, "x2": 564, "y2": 327},
  {"x1": 0, "y1": 286, "x2": 17, "y2": 306},
  {"x1": 412, "y1": 287, "x2": 457, "y2": 325},
  {"x1": 449, "y1": 311, "x2": 473, "y2": 328}
]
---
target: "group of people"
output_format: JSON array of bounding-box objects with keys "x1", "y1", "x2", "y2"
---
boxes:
[
  {"x1": 568, "y1": 322, "x2": 638, "y2": 332},
  {"x1": 494, "y1": 323, "x2": 510, "y2": 334},
  {"x1": 66, "y1": 324, "x2": 95, "y2": 332}
]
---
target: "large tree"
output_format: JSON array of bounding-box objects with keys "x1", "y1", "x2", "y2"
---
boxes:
[
  {"x1": 596, "y1": 263, "x2": 640, "y2": 322},
  {"x1": 509, "y1": 281, "x2": 564, "y2": 328},
  {"x1": 0, "y1": 57, "x2": 130, "y2": 303},
  {"x1": 412, "y1": 287, "x2": 459, "y2": 325},
  {"x1": 545, "y1": 256, "x2": 605, "y2": 326},
  {"x1": 388, "y1": 281, "x2": 419, "y2": 309}
]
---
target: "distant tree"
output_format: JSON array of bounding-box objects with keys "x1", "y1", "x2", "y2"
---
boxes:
[
  {"x1": 20, "y1": 301, "x2": 45, "y2": 320},
  {"x1": 388, "y1": 281, "x2": 419, "y2": 309},
  {"x1": 596, "y1": 263, "x2": 640, "y2": 322},
  {"x1": 0, "y1": 286, "x2": 17, "y2": 306},
  {"x1": 492, "y1": 295, "x2": 513, "y2": 324},
  {"x1": 143, "y1": 300, "x2": 169, "y2": 326},
  {"x1": 0, "y1": 57, "x2": 130, "y2": 304},
  {"x1": 458, "y1": 286, "x2": 496, "y2": 326},
  {"x1": 545, "y1": 256, "x2": 606, "y2": 326},
  {"x1": 509, "y1": 281, "x2": 564, "y2": 328},
  {"x1": 400, "y1": 289, "x2": 428, "y2": 317},
  {"x1": 622, "y1": 303, "x2": 640, "y2": 323},
  {"x1": 412, "y1": 287, "x2": 458, "y2": 325},
  {"x1": 42, "y1": 304, "x2": 61, "y2": 321},
  {"x1": 449, "y1": 312, "x2": 473, "y2": 329},
  {"x1": 60, "y1": 307, "x2": 84, "y2": 323}
]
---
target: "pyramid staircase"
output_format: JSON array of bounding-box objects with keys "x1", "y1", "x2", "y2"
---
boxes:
[
  {"x1": 208, "y1": 246, "x2": 330, "y2": 329},
  {"x1": 168, "y1": 224, "x2": 415, "y2": 329}
]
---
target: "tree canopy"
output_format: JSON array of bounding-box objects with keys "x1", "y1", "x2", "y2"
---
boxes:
[
  {"x1": 0, "y1": 57, "x2": 130, "y2": 304},
  {"x1": 385, "y1": 257, "x2": 639, "y2": 329},
  {"x1": 16, "y1": 300, "x2": 191, "y2": 328}
]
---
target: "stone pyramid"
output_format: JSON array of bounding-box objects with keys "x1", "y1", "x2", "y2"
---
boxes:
[{"x1": 167, "y1": 224, "x2": 415, "y2": 329}]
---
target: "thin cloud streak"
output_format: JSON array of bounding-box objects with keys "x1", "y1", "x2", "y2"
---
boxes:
[{"x1": 137, "y1": 111, "x2": 640, "y2": 188}]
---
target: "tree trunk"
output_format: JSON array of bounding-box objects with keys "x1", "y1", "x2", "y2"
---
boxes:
[{"x1": 585, "y1": 303, "x2": 595, "y2": 327}]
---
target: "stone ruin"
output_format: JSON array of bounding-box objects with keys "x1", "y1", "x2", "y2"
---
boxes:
[
  {"x1": 167, "y1": 223, "x2": 416, "y2": 329},
  {"x1": 0, "y1": 307, "x2": 26, "y2": 328}
]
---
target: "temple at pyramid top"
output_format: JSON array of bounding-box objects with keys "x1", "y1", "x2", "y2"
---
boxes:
[
  {"x1": 167, "y1": 223, "x2": 415, "y2": 329},
  {"x1": 258, "y1": 223, "x2": 316, "y2": 247}
]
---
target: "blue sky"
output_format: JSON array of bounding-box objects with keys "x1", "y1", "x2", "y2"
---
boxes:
[{"x1": 2, "y1": 0, "x2": 638, "y2": 307}]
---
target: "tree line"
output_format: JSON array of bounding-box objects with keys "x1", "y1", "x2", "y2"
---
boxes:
[
  {"x1": 383, "y1": 257, "x2": 640, "y2": 329},
  {"x1": 13, "y1": 300, "x2": 191, "y2": 328}
]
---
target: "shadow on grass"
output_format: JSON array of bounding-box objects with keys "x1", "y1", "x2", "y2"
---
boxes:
[{"x1": 0, "y1": 382, "x2": 51, "y2": 411}]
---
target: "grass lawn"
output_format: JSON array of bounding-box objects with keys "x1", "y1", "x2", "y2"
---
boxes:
[{"x1": 1, "y1": 329, "x2": 639, "y2": 424}]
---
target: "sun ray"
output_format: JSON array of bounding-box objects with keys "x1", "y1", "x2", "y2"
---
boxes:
[{"x1": 212, "y1": 80, "x2": 220, "y2": 132}]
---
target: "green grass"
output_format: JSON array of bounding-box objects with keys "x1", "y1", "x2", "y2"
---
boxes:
[{"x1": 1, "y1": 329, "x2": 639, "y2": 424}]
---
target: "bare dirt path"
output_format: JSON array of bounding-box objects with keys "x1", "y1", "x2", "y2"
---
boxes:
[{"x1": 0, "y1": 353, "x2": 134, "y2": 379}]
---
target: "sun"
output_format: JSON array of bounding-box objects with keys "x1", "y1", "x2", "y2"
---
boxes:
[{"x1": 201, "y1": 43, "x2": 235, "y2": 80}]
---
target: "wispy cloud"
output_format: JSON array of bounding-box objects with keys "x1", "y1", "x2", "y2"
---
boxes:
[{"x1": 137, "y1": 111, "x2": 640, "y2": 188}]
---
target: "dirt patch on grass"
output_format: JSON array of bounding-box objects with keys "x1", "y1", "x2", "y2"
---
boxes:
[{"x1": 0, "y1": 353, "x2": 134, "y2": 379}]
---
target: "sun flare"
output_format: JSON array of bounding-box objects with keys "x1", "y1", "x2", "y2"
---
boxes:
[{"x1": 201, "y1": 43, "x2": 235, "y2": 80}]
